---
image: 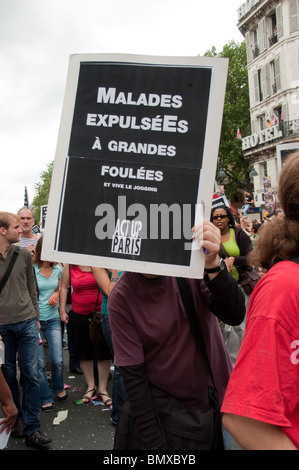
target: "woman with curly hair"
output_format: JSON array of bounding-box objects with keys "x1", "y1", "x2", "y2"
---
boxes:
[{"x1": 222, "y1": 151, "x2": 299, "y2": 449}]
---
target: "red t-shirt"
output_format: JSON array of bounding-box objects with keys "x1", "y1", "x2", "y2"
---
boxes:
[
  {"x1": 70, "y1": 266, "x2": 102, "y2": 315},
  {"x1": 221, "y1": 261, "x2": 299, "y2": 448}
]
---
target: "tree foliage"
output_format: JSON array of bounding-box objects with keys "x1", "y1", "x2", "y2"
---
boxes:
[
  {"x1": 32, "y1": 161, "x2": 53, "y2": 224},
  {"x1": 204, "y1": 41, "x2": 252, "y2": 197}
]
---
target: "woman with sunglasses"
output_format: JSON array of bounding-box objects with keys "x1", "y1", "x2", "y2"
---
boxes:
[
  {"x1": 210, "y1": 205, "x2": 253, "y2": 282},
  {"x1": 210, "y1": 204, "x2": 253, "y2": 365}
]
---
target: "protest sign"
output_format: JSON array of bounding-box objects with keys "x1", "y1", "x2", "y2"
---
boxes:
[
  {"x1": 42, "y1": 53, "x2": 228, "y2": 278},
  {"x1": 40, "y1": 205, "x2": 48, "y2": 232}
]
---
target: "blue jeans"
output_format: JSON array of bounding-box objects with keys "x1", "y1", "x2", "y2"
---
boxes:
[
  {"x1": 101, "y1": 314, "x2": 126, "y2": 424},
  {"x1": 39, "y1": 317, "x2": 65, "y2": 404},
  {"x1": 0, "y1": 318, "x2": 40, "y2": 436},
  {"x1": 242, "y1": 203, "x2": 251, "y2": 216}
]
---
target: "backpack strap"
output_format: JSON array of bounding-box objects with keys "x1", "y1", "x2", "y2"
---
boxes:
[
  {"x1": 176, "y1": 277, "x2": 216, "y2": 388},
  {"x1": 0, "y1": 245, "x2": 20, "y2": 294}
]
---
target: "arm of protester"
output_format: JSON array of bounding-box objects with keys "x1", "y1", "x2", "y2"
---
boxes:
[
  {"x1": 26, "y1": 251, "x2": 40, "y2": 320},
  {"x1": 59, "y1": 264, "x2": 69, "y2": 324},
  {"x1": 27, "y1": 243, "x2": 37, "y2": 257},
  {"x1": 192, "y1": 221, "x2": 245, "y2": 326},
  {"x1": 205, "y1": 262, "x2": 246, "y2": 327},
  {"x1": 0, "y1": 368, "x2": 18, "y2": 434},
  {"x1": 92, "y1": 268, "x2": 120, "y2": 295},
  {"x1": 222, "y1": 414, "x2": 297, "y2": 450},
  {"x1": 192, "y1": 221, "x2": 222, "y2": 279},
  {"x1": 49, "y1": 280, "x2": 61, "y2": 306},
  {"x1": 233, "y1": 229, "x2": 253, "y2": 267},
  {"x1": 119, "y1": 363, "x2": 168, "y2": 450}
]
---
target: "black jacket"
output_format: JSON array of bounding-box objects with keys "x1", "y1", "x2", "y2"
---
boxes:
[{"x1": 219, "y1": 226, "x2": 253, "y2": 272}]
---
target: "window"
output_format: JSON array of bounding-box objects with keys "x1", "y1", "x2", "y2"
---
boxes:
[
  {"x1": 271, "y1": 60, "x2": 277, "y2": 94},
  {"x1": 253, "y1": 28, "x2": 259, "y2": 57},
  {"x1": 258, "y1": 69, "x2": 263, "y2": 101},
  {"x1": 269, "y1": 12, "x2": 278, "y2": 47},
  {"x1": 273, "y1": 57, "x2": 281, "y2": 92},
  {"x1": 273, "y1": 107, "x2": 282, "y2": 126},
  {"x1": 259, "y1": 114, "x2": 266, "y2": 131}
]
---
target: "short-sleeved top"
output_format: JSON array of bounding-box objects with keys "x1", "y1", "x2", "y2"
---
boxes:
[
  {"x1": 34, "y1": 264, "x2": 62, "y2": 321},
  {"x1": 221, "y1": 261, "x2": 299, "y2": 448},
  {"x1": 70, "y1": 266, "x2": 102, "y2": 315}
]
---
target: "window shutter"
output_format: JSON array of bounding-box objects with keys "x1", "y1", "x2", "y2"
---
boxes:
[
  {"x1": 289, "y1": 0, "x2": 299, "y2": 33},
  {"x1": 276, "y1": 4, "x2": 284, "y2": 39},
  {"x1": 245, "y1": 31, "x2": 252, "y2": 62},
  {"x1": 261, "y1": 66, "x2": 267, "y2": 99},
  {"x1": 254, "y1": 72, "x2": 260, "y2": 103},
  {"x1": 265, "y1": 63, "x2": 271, "y2": 97},
  {"x1": 282, "y1": 103, "x2": 288, "y2": 122},
  {"x1": 274, "y1": 57, "x2": 281, "y2": 91},
  {"x1": 258, "y1": 19, "x2": 266, "y2": 52}
]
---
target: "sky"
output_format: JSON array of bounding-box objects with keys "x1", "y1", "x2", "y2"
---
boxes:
[{"x1": 0, "y1": 0, "x2": 244, "y2": 215}]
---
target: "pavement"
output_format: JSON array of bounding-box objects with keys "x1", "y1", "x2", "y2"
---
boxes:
[{"x1": 3, "y1": 349, "x2": 115, "y2": 451}]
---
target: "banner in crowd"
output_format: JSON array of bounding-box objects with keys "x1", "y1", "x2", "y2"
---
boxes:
[
  {"x1": 42, "y1": 54, "x2": 228, "y2": 278},
  {"x1": 277, "y1": 142, "x2": 299, "y2": 173}
]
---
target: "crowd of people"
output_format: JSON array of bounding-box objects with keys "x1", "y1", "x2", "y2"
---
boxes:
[{"x1": 0, "y1": 151, "x2": 299, "y2": 450}]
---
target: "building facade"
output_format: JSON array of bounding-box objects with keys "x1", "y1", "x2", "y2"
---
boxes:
[{"x1": 238, "y1": 0, "x2": 299, "y2": 215}]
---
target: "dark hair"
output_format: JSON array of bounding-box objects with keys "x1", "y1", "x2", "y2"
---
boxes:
[
  {"x1": 33, "y1": 236, "x2": 56, "y2": 267},
  {"x1": 210, "y1": 204, "x2": 236, "y2": 227},
  {"x1": 249, "y1": 151, "x2": 299, "y2": 269},
  {"x1": 252, "y1": 220, "x2": 261, "y2": 234}
]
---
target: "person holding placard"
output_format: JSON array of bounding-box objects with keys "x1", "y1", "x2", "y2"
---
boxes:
[{"x1": 108, "y1": 220, "x2": 246, "y2": 450}]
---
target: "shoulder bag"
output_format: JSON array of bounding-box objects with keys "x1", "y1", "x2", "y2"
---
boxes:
[
  {"x1": 0, "y1": 246, "x2": 20, "y2": 295},
  {"x1": 176, "y1": 277, "x2": 224, "y2": 450}
]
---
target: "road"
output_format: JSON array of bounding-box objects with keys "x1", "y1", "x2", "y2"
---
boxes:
[{"x1": 4, "y1": 349, "x2": 115, "y2": 451}]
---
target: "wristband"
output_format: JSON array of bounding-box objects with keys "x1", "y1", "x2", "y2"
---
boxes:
[{"x1": 205, "y1": 258, "x2": 225, "y2": 273}]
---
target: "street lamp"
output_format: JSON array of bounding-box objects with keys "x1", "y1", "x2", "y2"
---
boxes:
[
  {"x1": 218, "y1": 168, "x2": 226, "y2": 180},
  {"x1": 250, "y1": 168, "x2": 258, "y2": 177}
]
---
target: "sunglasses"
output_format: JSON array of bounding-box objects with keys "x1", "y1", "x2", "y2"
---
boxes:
[{"x1": 212, "y1": 215, "x2": 228, "y2": 220}]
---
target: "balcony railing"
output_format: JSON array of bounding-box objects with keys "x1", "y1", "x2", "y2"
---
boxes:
[
  {"x1": 253, "y1": 46, "x2": 260, "y2": 58},
  {"x1": 282, "y1": 119, "x2": 299, "y2": 137},
  {"x1": 269, "y1": 34, "x2": 278, "y2": 47}
]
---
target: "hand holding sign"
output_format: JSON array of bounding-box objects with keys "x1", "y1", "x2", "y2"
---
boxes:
[{"x1": 192, "y1": 221, "x2": 221, "y2": 269}]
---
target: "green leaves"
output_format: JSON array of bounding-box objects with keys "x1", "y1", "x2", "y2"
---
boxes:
[{"x1": 205, "y1": 40, "x2": 252, "y2": 196}]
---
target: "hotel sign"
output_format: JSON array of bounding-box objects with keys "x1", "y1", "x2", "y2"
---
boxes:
[{"x1": 242, "y1": 125, "x2": 282, "y2": 151}]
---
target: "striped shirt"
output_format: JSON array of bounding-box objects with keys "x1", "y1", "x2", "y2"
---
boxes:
[{"x1": 19, "y1": 236, "x2": 40, "y2": 249}]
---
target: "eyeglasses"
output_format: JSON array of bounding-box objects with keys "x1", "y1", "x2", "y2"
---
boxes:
[{"x1": 212, "y1": 215, "x2": 228, "y2": 220}]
